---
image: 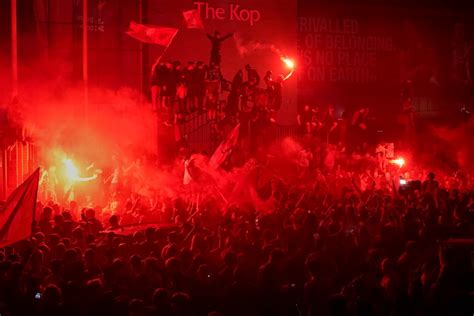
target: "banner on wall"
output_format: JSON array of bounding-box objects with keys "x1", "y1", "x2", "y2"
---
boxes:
[{"x1": 297, "y1": 7, "x2": 474, "y2": 114}]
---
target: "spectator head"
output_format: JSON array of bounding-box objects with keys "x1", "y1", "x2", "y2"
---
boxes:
[
  {"x1": 132, "y1": 231, "x2": 144, "y2": 244},
  {"x1": 170, "y1": 292, "x2": 192, "y2": 315},
  {"x1": 62, "y1": 211, "x2": 73, "y2": 221},
  {"x1": 43, "y1": 284, "x2": 62, "y2": 305},
  {"x1": 129, "y1": 254, "x2": 142, "y2": 270},
  {"x1": 48, "y1": 233, "x2": 60, "y2": 247},
  {"x1": 145, "y1": 227, "x2": 155, "y2": 241},
  {"x1": 85, "y1": 208, "x2": 95, "y2": 220},
  {"x1": 31, "y1": 249, "x2": 44, "y2": 266},
  {"x1": 53, "y1": 214, "x2": 64, "y2": 225},
  {"x1": 60, "y1": 237, "x2": 71, "y2": 248},
  {"x1": 83, "y1": 248, "x2": 95, "y2": 263},
  {"x1": 34, "y1": 232, "x2": 45, "y2": 243},
  {"x1": 69, "y1": 200, "x2": 78, "y2": 212},
  {"x1": 144, "y1": 257, "x2": 160, "y2": 273},
  {"x1": 306, "y1": 253, "x2": 322, "y2": 276},
  {"x1": 42, "y1": 206, "x2": 53, "y2": 218},
  {"x1": 86, "y1": 278, "x2": 104, "y2": 298},
  {"x1": 38, "y1": 244, "x2": 50, "y2": 257},
  {"x1": 64, "y1": 248, "x2": 78, "y2": 263},
  {"x1": 152, "y1": 288, "x2": 171, "y2": 311},
  {"x1": 72, "y1": 227, "x2": 84, "y2": 240},
  {"x1": 109, "y1": 215, "x2": 120, "y2": 228},
  {"x1": 128, "y1": 299, "x2": 145, "y2": 316},
  {"x1": 165, "y1": 257, "x2": 182, "y2": 274}
]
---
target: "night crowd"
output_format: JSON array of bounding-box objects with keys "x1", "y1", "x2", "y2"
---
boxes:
[
  {"x1": 1, "y1": 127, "x2": 474, "y2": 316},
  {"x1": 0, "y1": 34, "x2": 472, "y2": 316}
]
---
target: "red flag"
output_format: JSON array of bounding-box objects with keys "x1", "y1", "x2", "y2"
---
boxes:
[
  {"x1": 0, "y1": 168, "x2": 40, "y2": 248},
  {"x1": 183, "y1": 10, "x2": 204, "y2": 30},
  {"x1": 226, "y1": 164, "x2": 276, "y2": 213},
  {"x1": 126, "y1": 21, "x2": 178, "y2": 46},
  {"x1": 209, "y1": 124, "x2": 240, "y2": 169}
]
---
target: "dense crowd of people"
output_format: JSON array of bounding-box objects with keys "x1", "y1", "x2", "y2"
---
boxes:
[
  {"x1": 0, "y1": 29, "x2": 473, "y2": 316},
  {"x1": 1, "y1": 133, "x2": 474, "y2": 316}
]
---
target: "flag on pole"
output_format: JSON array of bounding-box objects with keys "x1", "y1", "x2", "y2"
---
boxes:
[
  {"x1": 183, "y1": 158, "x2": 194, "y2": 185},
  {"x1": 182, "y1": 10, "x2": 204, "y2": 30},
  {"x1": 126, "y1": 21, "x2": 178, "y2": 46},
  {"x1": 209, "y1": 124, "x2": 240, "y2": 169},
  {"x1": 0, "y1": 168, "x2": 40, "y2": 248},
  {"x1": 226, "y1": 164, "x2": 276, "y2": 213}
]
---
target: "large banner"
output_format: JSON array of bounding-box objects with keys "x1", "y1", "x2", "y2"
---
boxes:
[
  {"x1": 297, "y1": 5, "x2": 474, "y2": 117},
  {"x1": 148, "y1": 0, "x2": 297, "y2": 124}
]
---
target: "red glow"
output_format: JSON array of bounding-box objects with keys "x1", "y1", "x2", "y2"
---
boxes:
[
  {"x1": 62, "y1": 158, "x2": 97, "y2": 183},
  {"x1": 281, "y1": 56, "x2": 295, "y2": 69},
  {"x1": 390, "y1": 157, "x2": 405, "y2": 168},
  {"x1": 281, "y1": 56, "x2": 295, "y2": 80}
]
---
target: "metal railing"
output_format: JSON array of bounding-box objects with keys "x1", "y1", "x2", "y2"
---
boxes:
[
  {"x1": 176, "y1": 108, "x2": 300, "y2": 155},
  {"x1": 177, "y1": 110, "x2": 220, "y2": 155},
  {"x1": 2, "y1": 141, "x2": 38, "y2": 198}
]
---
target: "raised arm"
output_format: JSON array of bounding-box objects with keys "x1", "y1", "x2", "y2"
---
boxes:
[{"x1": 221, "y1": 33, "x2": 233, "y2": 41}]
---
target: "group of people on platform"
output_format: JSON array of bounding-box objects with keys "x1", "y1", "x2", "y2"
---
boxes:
[{"x1": 150, "y1": 60, "x2": 286, "y2": 127}]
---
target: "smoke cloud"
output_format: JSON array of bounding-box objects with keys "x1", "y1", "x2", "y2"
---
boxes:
[{"x1": 233, "y1": 33, "x2": 282, "y2": 57}]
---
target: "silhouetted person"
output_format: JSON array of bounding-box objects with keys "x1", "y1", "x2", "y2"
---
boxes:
[
  {"x1": 245, "y1": 64, "x2": 260, "y2": 87},
  {"x1": 207, "y1": 31, "x2": 233, "y2": 66},
  {"x1": 227, "y1": 70, "x2": 243, "y2": 118},
  {"x1": 422, "y1": 172, "x2": 439, "y2": 195},
  {"x1": 192, "y1": 61, "x2": 207, "y2": 112}
]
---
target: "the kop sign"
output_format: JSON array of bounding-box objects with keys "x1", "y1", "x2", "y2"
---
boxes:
[{"x1": 194, "y1": 1, "x2": 261, "y2": 26}]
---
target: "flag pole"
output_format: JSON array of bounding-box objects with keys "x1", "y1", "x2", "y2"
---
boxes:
[
  {"x1": 82, "y1": 0, "x2": 89, "y2": 121},
  {"x1": 31, "y1": 168, "x2": 40, "y2": 234},
  {"x1": 11, "y1": 0, "x2": 18, "y2": 100},
  {"x1": 139, "y1": 0, "x2": 144, "y2": 98},
  {"x1": 1, "y1": 151, "x2": 7, "y2": 200}
]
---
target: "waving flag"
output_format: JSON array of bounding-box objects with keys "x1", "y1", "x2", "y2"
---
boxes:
[
  {"x1": 209, "y1": 124, "x2": 240, "y2": 169},
  {"x1": 0, "y1": 168, "x2": 40, "y2": 248},
  {"x1": 126, "y1": 21, "x2": 178, "y2": 46},
  {"x1": 226, "y1": 164, "x2": 276, "y2": 213},
  {"x1": 183, "y1": 10, "x2": 204, "y2": 30}
]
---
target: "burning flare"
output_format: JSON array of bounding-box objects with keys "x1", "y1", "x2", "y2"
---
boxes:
[
  {"x1": 63, "y1": 158, "x2": 98, "y2": 183},
  {"x1": 281, "y1": 56, "x2": 295, "y2": 80},
  {"x1": 390, "y1": 157, "x2": 405, "y2": 168},
  {"x1": 281, "y1": 56, "x2": 295, "y2": 69}
]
